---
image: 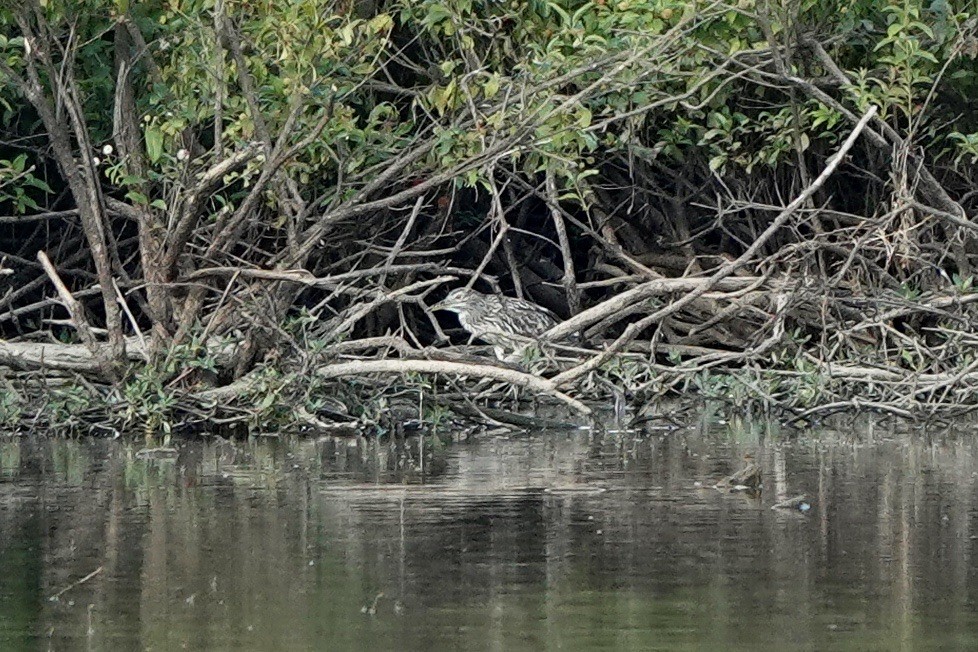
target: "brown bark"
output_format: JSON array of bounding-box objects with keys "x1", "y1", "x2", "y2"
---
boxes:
[{"x1": 6, "y1": 6, "x2": 126, "y2": 371}]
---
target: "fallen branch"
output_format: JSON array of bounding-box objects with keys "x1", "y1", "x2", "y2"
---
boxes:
[
  {"x1": 543, "y1": 276, "x2": 762, "y2": 341},
  {"x1": 0, "y1": 338, "x2": 144, "y2": 372},
  {"x1": 315, "y1": 359, "x2": 592, "y2": 415}
]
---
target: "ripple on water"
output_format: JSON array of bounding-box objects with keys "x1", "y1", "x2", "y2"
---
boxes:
[{"x1": 3, "y1": 414, "x2": 978, "y2": 650}]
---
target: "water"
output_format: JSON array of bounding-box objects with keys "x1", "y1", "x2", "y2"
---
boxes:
[{"x1": 2, "y1": 410, "x2": 978, "y2": 650}]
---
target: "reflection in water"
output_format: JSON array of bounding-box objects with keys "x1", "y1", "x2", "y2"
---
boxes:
[{"x1": 2, "y1": 413, "x2": 978, "y2": 650}]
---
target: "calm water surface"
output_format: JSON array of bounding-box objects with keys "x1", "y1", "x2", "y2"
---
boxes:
[{"x1": 2, "y1": 409, "x2": 978, "y2": 650}]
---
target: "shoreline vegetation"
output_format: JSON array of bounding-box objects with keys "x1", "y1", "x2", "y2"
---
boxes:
[{"x1": 3, "y1": 1, "x2": 978, "y2": 434}]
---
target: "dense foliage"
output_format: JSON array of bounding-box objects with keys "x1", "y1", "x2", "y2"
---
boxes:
[{"x1": 2, "y1": 0, "x2": 978, "y2": 432}]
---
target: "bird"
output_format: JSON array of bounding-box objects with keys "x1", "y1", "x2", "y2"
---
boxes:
[{"x1": 431, "y1": 287, "x2": 561, "y2": 359}]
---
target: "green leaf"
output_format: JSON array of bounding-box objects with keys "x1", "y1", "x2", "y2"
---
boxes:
[
  {"x1": 126, "y1": 190, "x2": 149, "y2": 205},
  {"x1": 484, "y1": 74, "x2": 500, "y2": 99},
  {"x1": 576, "y1": 107, "x2": 592, "y2": 128},
  {"x1": 145, "y1": 127, "x2": 163, "y2": 164},
  {"x1": 425, "y1": 4, "x2": 452, "y2": 25},
  {"x1": 910, "y1": 21, "x2": 934, "y2": 39},
  {"x1": 24, "y1": 177, "x2": 52, "y2": 193},
  {"x1": 368, "y1": 13, "x2": 393, "y2": 33}
]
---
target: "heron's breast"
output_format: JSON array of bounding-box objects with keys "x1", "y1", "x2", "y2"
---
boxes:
[{"x1": 455, "y1": 310, "x2": 475, "y2": 332}]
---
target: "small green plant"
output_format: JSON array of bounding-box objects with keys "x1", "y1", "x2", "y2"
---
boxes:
[
  {"x1": 424, "y1": 403, "x2": 453, "y2": 430},
  {"x1": 121, "y1": 367, "x2": 179, "y2": 436},
  {"x1": 0, "y1": 387, "x2": 22, "y2": 428},
  {"x1": 0, "y1": 153, "x2": 52, "y2": 214},
  {"x1": 45, "y1": 384, "x2": 97, "y2": 432},
  {"x1": 952, "y1": 274, "x2": 975, "y2": 293}
]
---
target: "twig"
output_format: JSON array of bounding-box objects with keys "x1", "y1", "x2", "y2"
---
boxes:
[
  {"x1": 546, "y1": 168, "x2": 580, "y2": 314},
  {"x1": 790, "y1": 400, "x2": 914, "y2": 423},
  {"x1": 325, "y1": 276, "x2": 454, "y2": 341},
  {"x1": 114, "y1": 278, "x2": 149, "y2": 362},
  {"x1": 48, "y1": 566, "x2": 103, "y2": 602},
  {"x1": 0, "y1": 209, "x2": 80, "y2": 224},
  {"x1": 37, "y1": 250, "x2": 118, "y2": 380},
  {"x1": 543, "y1": 277, "x2": 761, "y2": 341},
  {"x1": 379, "y1": 195, "x2": 425, "y2": 288}
]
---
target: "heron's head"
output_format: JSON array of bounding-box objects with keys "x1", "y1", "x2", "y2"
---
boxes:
[{"x1": 431, "y1": 287, "x2": 481, "y2": 314}]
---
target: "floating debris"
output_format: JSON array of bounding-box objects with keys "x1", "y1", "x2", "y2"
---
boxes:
[
  {"x1": 543, "y1": 485, "x2": 607, "y2": 495},
  {"x1": 772, "y1": 495, "x2": 812, "y2": 512},
  {"x1": 716, "y1": 454, "x2": 761, "y2": 491},
  {"x1": 135, "y1": 447, "x2": 179, "y2": 460},
  {"x1": 361, "y1": 592, "x2": 385, "y2": 616}
]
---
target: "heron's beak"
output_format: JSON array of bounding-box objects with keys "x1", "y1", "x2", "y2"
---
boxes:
[{"x1": 429, "y1": 299, "x2": 447, "y2": 312}]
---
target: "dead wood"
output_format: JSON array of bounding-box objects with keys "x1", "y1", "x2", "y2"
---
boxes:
[
  {"x1": 7, "y1": 6, "x2": 978, "y2": 433},
  {"x1": 0, "y1": 338, "x2": 144, "y2": 373},
  {"x1": 36, "y1": 251, "x2": 119, "y2": 381}
]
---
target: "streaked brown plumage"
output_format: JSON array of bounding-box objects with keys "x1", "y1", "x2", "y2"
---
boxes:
[{"x1": 431, "y1": 287, "x2": 559, "y2": 359}]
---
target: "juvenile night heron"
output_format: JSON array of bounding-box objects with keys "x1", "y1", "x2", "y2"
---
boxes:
[{"x1": 431, "y1": 287, "x2": 560, "y2": 359}]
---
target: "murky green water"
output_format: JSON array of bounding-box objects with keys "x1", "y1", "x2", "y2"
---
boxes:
[{"x1": 2, "y1": 409, "x2": 978, "y2": 650}]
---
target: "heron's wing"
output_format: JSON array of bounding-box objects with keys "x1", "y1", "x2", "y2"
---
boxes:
[{"x1": 527, "y1": 311, "x2": 558, "y2": 335}]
